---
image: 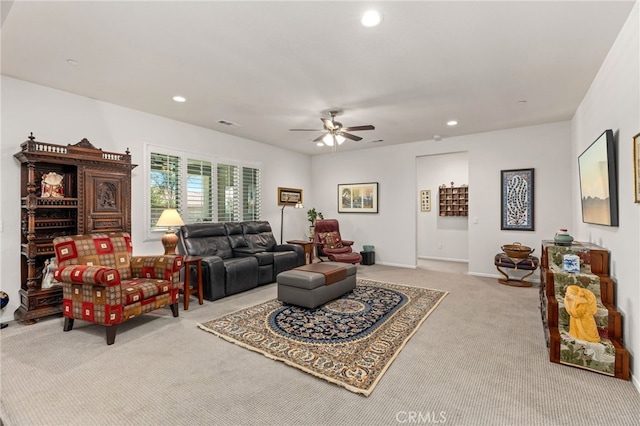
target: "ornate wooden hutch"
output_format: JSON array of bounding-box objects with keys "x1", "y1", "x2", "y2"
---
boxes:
[{"x1": 14, "y1": 133, "x2": 136, "y2": 323}]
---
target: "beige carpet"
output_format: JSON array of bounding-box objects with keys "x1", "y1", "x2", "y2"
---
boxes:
[
  {"x1": 198, "y1": 279, "x2": 447, "y2": 396},
  {"x1": 1, "y1": 263, "x2": 639, "y2": 425}
]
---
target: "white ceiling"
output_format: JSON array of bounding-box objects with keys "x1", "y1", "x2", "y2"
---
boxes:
[{"x1": 1, "y1": 1, "x2": 635, "y2": 155}]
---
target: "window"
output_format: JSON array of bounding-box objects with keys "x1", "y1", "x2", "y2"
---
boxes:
[
  {"x1": 186, "y1": 159, "x2": 213, "y2": 223},
  {"x1": 150, "y1": 152, "x2": 181, "y2": 230},
  {"x1": 146, "y1": 144, "x2": 261, "y2": 236},
  {"x1": 217, "y1": 163, "x2": 239, "y2": 222},
  {"x1": 243, "y1": 166, "x2": 261, "y2": 221}
]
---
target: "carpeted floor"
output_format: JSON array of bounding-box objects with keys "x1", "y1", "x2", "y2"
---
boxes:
[
  {"x1": 1, "y1": 263, "x2": 639, "y2": 425},
  {"x1": 198, "y1": 279, "x2": 447, "y2": 396}
]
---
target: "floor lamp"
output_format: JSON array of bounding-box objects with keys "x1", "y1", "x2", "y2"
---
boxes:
[{"x1": 280, "y1": 199, "x2": 303, "y2": 244}]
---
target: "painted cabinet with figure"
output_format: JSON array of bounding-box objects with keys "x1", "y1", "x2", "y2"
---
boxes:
[{"x1": 14, "y1": 134, "x2": 136, "y2": 323}]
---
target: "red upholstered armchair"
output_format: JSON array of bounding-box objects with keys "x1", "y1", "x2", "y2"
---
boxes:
[
  {"x1": 52, "y1": 232, "x2": 183, "y2": 345},
  {"x1": 313, "y1": 219, "x2": 362, "y2": 264}
]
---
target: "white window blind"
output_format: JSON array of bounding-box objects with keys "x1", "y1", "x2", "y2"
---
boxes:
[
  {"x1": 217, "y1": 163, "x2": 240, "y2": 222},
  {"x1": 150, "y1": 152, "x2": 182, "y2": 229},
  {"x1": 147, "y1": 144, "x2": 261, "y2": 234},
  {"x1": 186, "y1": 159, "x2": 213, "y2": 223},
  {"x1": 242, "y1": 166, "x2": 261, "y2": 221}
]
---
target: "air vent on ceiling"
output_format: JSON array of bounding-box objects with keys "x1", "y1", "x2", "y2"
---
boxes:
[
  {"x1": 216, "y1": 119, "x2": 238, "y2": 126},
  {"x1": 367, "y1": 139, "x2": 384, "y2": 143}
]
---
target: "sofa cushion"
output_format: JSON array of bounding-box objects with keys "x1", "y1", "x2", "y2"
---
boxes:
[
  {"x1": 54, "y1": 233, "x2": 134, "y2": 280},
  {"x1": 242, "y1": 221, "x2": 277, "y2": 251},
  {"x1": 225, "y1": 222, "x2": 249, "y2": 249},
  {"x1": 179, "y1": 223, "x2": 223, "y2": 257}
]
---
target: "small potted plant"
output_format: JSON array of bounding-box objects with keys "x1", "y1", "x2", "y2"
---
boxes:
[{"x1": 307, "y1": 208, "x2": 324, "y2": 240}]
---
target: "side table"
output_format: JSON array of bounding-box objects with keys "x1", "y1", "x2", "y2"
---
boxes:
[
  {"x1": 182, "y1": 255, "x2": 204, "y2": 310},
  {"x1": 494, "y1": 253, "x2": 539, "y2": 287},
  {"x1": 286, "y1": 240, "x2": 314, "y2": 264}
]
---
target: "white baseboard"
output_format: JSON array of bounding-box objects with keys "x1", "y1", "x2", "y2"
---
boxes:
[
  {"x1": 418, "y1": 255, "x2": 468, "y2": 263},
  {"x1": 374, "y1": 261, "x2": 416, "y2": 269}
]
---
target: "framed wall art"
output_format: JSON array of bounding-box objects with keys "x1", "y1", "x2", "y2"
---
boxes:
[
  {"x1": 634, "y1": 132, "x2": 640, "y2": 203},
  {"x1": 420, "y1": 189, "x2": 431, "y2": 212},
  {"x1": 338, "y1": 182, "x2": 378, "y2": 213},
  {"x1": 277, "y1": 187, "x2": 303, "y2": 206},
  {"x1": 578, "y1": 129, "x2": 618, "y2": 226},
  {"x1": 501, "y1": 168, "x2": 534, "y2": 231}
]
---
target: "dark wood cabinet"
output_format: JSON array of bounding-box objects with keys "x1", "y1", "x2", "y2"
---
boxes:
[{"x1": 14, "y1": 134, "x2": 136, "y2": 323}]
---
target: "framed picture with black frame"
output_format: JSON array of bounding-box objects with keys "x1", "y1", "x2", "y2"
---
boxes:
[
  {"x1": 501, "y1": 168, "x2": 534, "y2": 231},
  {"x1": 633, "y1": 132, "x2": 640, "y2": 203},
  {"x1": 578, "y1": 129, "x2": 618, "y2": 226}
]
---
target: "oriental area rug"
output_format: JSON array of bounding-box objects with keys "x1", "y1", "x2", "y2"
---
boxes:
[{"x1": 198, "y1": 279, "x2": 448, "y2": 396}]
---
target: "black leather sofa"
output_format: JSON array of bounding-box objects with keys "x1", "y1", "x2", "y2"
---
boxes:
[{"x1": 177, "y1": 221, "x2": 304, "y2": 301}]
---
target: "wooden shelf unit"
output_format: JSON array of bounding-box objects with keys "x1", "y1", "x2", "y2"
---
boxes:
[
  {"x1": 438, "y1": 185, "x2": 469, "y2": 217},
  {"x1": 14, "y1": 133, "x2": 136, "y2": 323},
  {"x1": 539, "y1": 240, "x2": 629, "y2": 380}
]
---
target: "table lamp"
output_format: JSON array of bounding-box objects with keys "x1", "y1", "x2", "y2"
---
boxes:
[{"x1": 156, "y1": 208, "x2": 185, "y2": 254}]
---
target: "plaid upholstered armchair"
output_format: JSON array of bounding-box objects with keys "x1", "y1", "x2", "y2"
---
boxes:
[{"x1": 52, "y1": 232, "x2": 183, "y2": 345}]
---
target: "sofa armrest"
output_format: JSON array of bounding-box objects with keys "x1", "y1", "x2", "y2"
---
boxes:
[
  {"x1": 340, "y1": 240, "x2": 354, "y2": 247},
  {"x1": 198, "y1": 255, "x2": 226, "y2": 301},
  {"x1": 54, "y1": 265, "x2": 121, "y2": 287},
  {"x1": 273, "y1": 244, "x2": 300, "y2": 253},
  {"x1": 130, "y1": 255, "x2": 184, "y2": 288}
]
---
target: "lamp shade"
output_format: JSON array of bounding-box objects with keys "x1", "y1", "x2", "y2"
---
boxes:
[{"x1": 156, "y1": 208, "x2": 184, "y2": 227}]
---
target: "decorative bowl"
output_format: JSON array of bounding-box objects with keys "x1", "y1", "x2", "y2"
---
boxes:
[
  {"x1": 554, "y1": 234, "x2": 574, "y2": 246},
  {"x1": 501, "y1": 243, "x2": 534, "y2": 258}
]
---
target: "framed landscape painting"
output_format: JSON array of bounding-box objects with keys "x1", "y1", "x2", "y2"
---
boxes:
[
  {"x1": 338, "y1": 182, "x2": 378, "y2": 213},
  {"x1": 501, "y1": 168, "x2": 534, "y2": 231},
  {"x1": 578, "y1": 129, "x2": 618, "y2": 226},
  {"x1": 277, "y1": 187, "x2": 302, "y2": 206},
  {"x1": 634, "y1": 132, "x2": 640, "y2": 203}
]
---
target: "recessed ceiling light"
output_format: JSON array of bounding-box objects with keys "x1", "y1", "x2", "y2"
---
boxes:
[
  {"x1": 517, "y1": 100, "x2": 527, "y2": 105},
  {"x1": 361, "y1": 10, "x2": 382, "y2": 27},
  {"x1": 447, "y1": 120, "x2": 458, "y2": 126},
  {"x1": 172, "y1": 96, "x2": 186, "y2": 103},
  {"x1": 66, "y1": 59, "x2": 79, "y2": 66},
  {"x1": 316, "y1": 142, "x2": 324, "y2": 147}
]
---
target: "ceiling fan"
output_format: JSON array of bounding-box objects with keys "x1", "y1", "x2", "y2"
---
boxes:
[{"x1": 289, "y1": 110, "x2": 375, "y2": 150}]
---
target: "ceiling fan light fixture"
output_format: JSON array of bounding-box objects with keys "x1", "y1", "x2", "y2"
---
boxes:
[
  {"x1": 322, "y1": 134, "x2": 335, "y2": 146},
  {"x1": 362, "y1": 10, "x2": 383, "y2": 27},
  {"x1": 336, "y1": 135, "x2": 346, "y2": 145}
]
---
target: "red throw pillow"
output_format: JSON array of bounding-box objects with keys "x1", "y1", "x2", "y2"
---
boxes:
[{"x1": 319, "y1": 231, "x2": 343, "y2": 249}]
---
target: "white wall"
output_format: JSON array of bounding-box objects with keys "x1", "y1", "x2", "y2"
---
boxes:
[
  {"x1": 311, "y1": 121, "x2": 573, "y2": 271},
  {"x1": 572, "y1": 1, "x2": 639, "y2": 387},
  {"x1": 417, "y1": 152, "x2": 469, "y2": 261},
  {"x1": 0, "y1": 76, "x2": 312, "y2": 320}
]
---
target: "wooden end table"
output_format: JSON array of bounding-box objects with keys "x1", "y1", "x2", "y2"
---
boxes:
[
  {"x1": 182, "y1": 255, "x2": 204, "y2": 310},
  {"x1": 286, "y1": 240, "x2": 314, "y2": 264}
]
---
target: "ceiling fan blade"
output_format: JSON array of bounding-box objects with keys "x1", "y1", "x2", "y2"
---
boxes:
[
  {"x1": 312, "y1": 133, "x2": 327, "y2": 142},
  {"x1": 342, "y1": 125, "x2": 375, "y2": 132},
  {"x1": 321, "y1": 118, "x2": 337, "y2": 130},
  {"x1": 289, "y1": 128, "x2": 323, "y2": 131},
  {"x1": 340, "y1": 132, "x2": 363, "y2": 142}
]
